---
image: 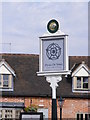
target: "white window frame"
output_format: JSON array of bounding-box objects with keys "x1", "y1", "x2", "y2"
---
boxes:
[
  {"x1": 73, "y1": 76, "x2": 90, "y2": 93},
  {"x1": 76, "y1": 77, "x2": 89, "y2": 90},
  {"x1": 0, "y1": 108, "x2": 22, "y2": 119},
  {"x1": 0, "y1": 60, "x2": 16, "y2": 91},
  {"x1": 0, "y1": 74, "x2": 13, "y2": 91},
  {"x1": 76, "y1": 113, "x2": 90, "y2": 120}
]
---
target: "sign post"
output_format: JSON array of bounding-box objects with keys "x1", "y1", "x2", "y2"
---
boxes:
[{"x1": 37, "y1": 19, "x2": 70, "y2": 120}]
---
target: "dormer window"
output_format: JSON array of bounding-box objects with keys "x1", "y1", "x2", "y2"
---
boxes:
[
  {"x1": 3, "y1": 75, "x2": 9, "y2": 87},
  {"x1": 77, "y1": 77, "x2": 81, "y2": 88},
  {"x1": 0, "y1": 59, "x2": 15, "y2": 91},
  {"x1": 76, "y1": 77, "x2": 89, "y2": 90},
  {"x1": 0, "y1": 74, "x2": 13, "y2": 89},
  {"x1": 83, "y1": 77, "x2": 88, "y2": 89},
  {"x1": 72, "y1": 61, "x2": 90, "y2": 93}
]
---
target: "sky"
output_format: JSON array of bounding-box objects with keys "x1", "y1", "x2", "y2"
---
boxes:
[{"x1": 0, "y1": 1, "x2": 89, "y2": 56}]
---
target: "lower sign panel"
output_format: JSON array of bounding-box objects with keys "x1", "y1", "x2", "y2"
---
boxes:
[{"x1": 20, "y1": 112, "x2": 43, "y2": 120}]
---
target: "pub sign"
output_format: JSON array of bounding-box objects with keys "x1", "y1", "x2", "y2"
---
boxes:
[
  {"x1": 39, "y1": 35, "x2": 68, "y2": 73},
  {"x1": 38, "y1": 19, "x2": 69, "y2": 75}
]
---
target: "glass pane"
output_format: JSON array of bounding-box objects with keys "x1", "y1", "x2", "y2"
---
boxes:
[
  {"x1": 15, "y1": 110, "x2": 21, "y2": 119},
  {"x1": 3, "y1": 75, "x2": 9, "y2": 87},
  {"x1": 83, "y1": 77, "x2": 88, "y2": 83},
  {"x1": 3, "y1": 80, "x2": 8, "y2": 87},
  {"x1": 88, "y1": 114, "x2": 90, "y2": 119},
  {"x1": 83, "y1": 83, "x2": 88, "y2": 89},
  {"x1": 77, "y1": 114, "x2": 79, "y2": 120},
  {"x1": 3, "y1": 75, "x2": 9, "y2": 81},
  {"x1": 85, "y1": 114, "x2": 87, "y2": 120},
  {"x1": 83, "y1": 77, "x2": 88, "y2": 89},
  {"x1": 5, "y1": 109, "x2": 13, "y2": 119},
  {"x1": 77, "y1": 77, "x2": 81, "y2": 88},
  {"x1": 81, "y1": 114, "x2": 83, "y2": 120}
]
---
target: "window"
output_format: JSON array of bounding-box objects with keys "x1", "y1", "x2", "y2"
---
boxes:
[
  {"x1": 3, "y1": 75, "x2": 9, "y2": 87},
  {"x1": 77, "y1": 113, "x2": 90, "y2": 120},
  {"x1": 5, "y1": 109, "x2": 13, "y2": 119},
  {"x1": 0, "y1": 108, "x2": 22, "y2": 119},
  {"x1": 0, "y1": 74, "x2": 13, "y2": 90},
  {"x1": 15, "y1": 109, "x2": 21, "y2": 119},
  {"x1": 83, "y1": 77, "x2": 88, "y2": 89},
  {"x1": 73, "y1": 77, "x2": 89, "y2": 91},
  {"x1": 77, "y1": 77, "x2": 81, "y2": 88}
]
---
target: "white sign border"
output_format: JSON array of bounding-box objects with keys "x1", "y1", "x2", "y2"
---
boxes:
[{"x1": 37, "y1": 35, "x2": 70, "y2": 76}]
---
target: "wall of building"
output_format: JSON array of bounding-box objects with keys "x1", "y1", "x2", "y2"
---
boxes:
[
  {"x1": 0, "y1": 97, "x2": 24, "y2": 103},
  {"x1": 25, "y1": 97, "x2": 89, "y2": 119},
  {"x1": 62, "y1": 98, "x2": 89, "y2": 119},
  {"x1": 25, "y1": 97, "x2": 52, "y2": 118},
  {"x1": 0, "y1": 97, "x2": 89, "y2": 119}
]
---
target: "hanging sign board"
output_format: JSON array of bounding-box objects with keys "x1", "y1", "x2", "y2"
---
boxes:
[
  {"x1": 37, "y1": 19, "x2": 69, "y2": 76},
  {"x1": 38, "y1": 35, "x2": 69, "y2": 76},
  {"x1": 42, "y1": 38, "x2": 64, "y2": 71}
]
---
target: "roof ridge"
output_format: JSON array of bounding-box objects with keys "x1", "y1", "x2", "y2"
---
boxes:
[
  {"x1": 0, "y1": 54, "x2": 89, "y2": 57},
  {"x1": 69, "y1": 56, "x2": 89, "y2": 57},
  {"x1": 0, "y1": 53, "x2": 39, "y2": 56}
]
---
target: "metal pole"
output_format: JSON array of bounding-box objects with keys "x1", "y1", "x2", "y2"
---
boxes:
[
  {"x1": 52, "y1": 99, "x2": 57, "y2": 120},
  {"x1": 52, "y1": 87, "x2": 57, "y2": 120},
  {"x1": 46, "y1": 76, "x2": 62, "y2": 120},
  {"x1": 60, "y1": 107, "x2": 62, "y2": 120}
]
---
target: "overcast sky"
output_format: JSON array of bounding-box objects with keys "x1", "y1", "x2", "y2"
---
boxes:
[{"x1": 0, "y1": 1, "x2": 89, "y2": 56}]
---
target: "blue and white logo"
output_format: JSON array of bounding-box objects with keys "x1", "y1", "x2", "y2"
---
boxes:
[{"x1": 46, "y1": 43, "x2": 61, "y2": 60}]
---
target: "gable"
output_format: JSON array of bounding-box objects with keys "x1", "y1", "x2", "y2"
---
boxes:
[
  {"x1": 73, "y1": 67, "x2": 89, "y2": 77},
  {"x1": 0, "y1": 60, "x2": 15, "y2": 76},
  {"x1": 72, "y1": 64, "x2": 89, "y2": 77},
  {"x1": 0, "y1": 65, "x2": 11, "y2": 74}
]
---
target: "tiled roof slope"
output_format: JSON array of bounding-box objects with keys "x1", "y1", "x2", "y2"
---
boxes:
[{"x1": 0, "y1": 54, "x2": 90, "y2": 98}]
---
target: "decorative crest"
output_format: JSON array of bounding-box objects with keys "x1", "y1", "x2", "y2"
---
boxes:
[{"x1": 47, "y1": 19, "x2": 59, "y2": 33}]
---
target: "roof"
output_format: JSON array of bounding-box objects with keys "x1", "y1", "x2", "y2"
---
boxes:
[{"x1": 0, "y1": 54, "x2": 90, "y2": 98}]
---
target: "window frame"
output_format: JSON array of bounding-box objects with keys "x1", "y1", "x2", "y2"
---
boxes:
[
  {"x1": 3, "y1": 74, "x2": 9, "y2": 88},
  {"x1": 0, "y1": 108, "x2": 22, "y2": 119},
  {"x1": 73, "y1": 76, "x2": 89, "y2": 92},
  {"x1": 83, "y1": 77, "x2": 88, "y2": 89},
  {"x1": 0, "y1": 74, "x2": 13, "y2": 91},
  {"x1": 77, "y1": 77, "x2": 81, "y2": 89},
  {"x1": 76, "y1": 113, "x2": 90, "y2": 120}
]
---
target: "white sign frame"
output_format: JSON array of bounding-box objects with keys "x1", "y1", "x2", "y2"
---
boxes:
[{"x1": 37, "y1": 35, "x2": 70, "y2": 76}]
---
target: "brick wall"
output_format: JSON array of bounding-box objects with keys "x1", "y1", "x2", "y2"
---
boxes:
[
  {"x1": 24, "y1": 97, "x2": 52, "y2": 118},
  {"x1": 62, "y1": 98, "x2": 89, "y2": 119},
  {"x1": 0, "y1": 97, "x2": 89, "y2": 119},
  {"x1": 25, "y1": 97, "x2": 89, "y2": 119},
  {"x1": 0, "y1": 97, "x2": 24, "y2": 103}
]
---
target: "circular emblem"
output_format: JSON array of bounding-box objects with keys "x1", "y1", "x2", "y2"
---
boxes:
[
  {"x1": 47, "y1": 19, "x2": 59, "y2": 33},
  {"x1": 46, "y1": 43, "x2": 61, "y2": 60}
]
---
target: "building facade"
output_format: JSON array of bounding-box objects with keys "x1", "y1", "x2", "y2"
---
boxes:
[{"x1": 0, "y1": 54, "x2": 89, "y2": 119}]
